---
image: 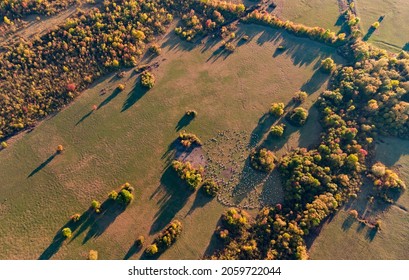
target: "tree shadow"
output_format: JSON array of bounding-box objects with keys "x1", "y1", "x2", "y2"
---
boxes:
[
  {"x1": 28, "y1": 152, "x2": 57, "y2": 178},
  {"x1": 365, "y1": 227, "x2": 378, "y2": 241},
  {"x1": 38, "y1": 210, "x2": 89, "y2": 259},
  {"x1": 248, "y1": 113, "x2": 277, "y2": 148},
  {"x1": 75, "y1": 110, "x2": 93, "y2": 126},
  {"x1": 341, "y1": 215, "x2": 356, "y2": 231},
  {"x1": 259, "y1": 169, "x2": 284, "y2": 207},
  {"x1": 185, "y1": 189, "x2": 213, "y2": 217},
  {"x1": 123, "y1": 241, "x2": 143, "y2": 260},
  {"x1": 121, "y1": 81, "x2": 149, "y2": 112},
  {"x1": 363, "y1": 26, "x2": 376, "y2": 41},
  {"x1": 98, "y1": 88, "x2": 121, "y2": 110},
  {"x1": 202, "y1": 219, "x2": 224, "y2": 258},
  {"x1": 206, "y1": 45, "x2": 233, "y2": 63},
  {"x1": 230, "y1": 157, "x2": 269, "y2": 206},
  {"x1": 300, "y1": 68, "x2": 329, "y2": 93},
  {"x1": 149, "y1": 166, "x2": 192, "y2": 234},
  {"x1": 403, "y1": 43, "x2": 409, "y2": 51},
  {"x1": 175, "y1": 113, "x2": 195, "y2": 131},
  {"x1": 82, "y1": 199, "x2": 126, "y2": 244}
]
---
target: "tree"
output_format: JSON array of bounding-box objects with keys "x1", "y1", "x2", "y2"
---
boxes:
[
  {"x1": 117, "y1": 189, "x2": 134, "y2": 205},
  {"x1": 288, "y1": 107, "x2": 308, "y2": 126},
  {"x1": 371, "y1": 21, "x2": 380, "y2": 29},
  {"x1": 321, "y1": 58, "x2": 336, "y2": 73},
  {"x1": 62, "y1": 227, "x2": 72, "y2": 239},
  {"x1": 145, "y1": 244, "x2": 158, "y2": 255},
  {"x1": 91, "y1": 200, "x2": 101, "y2": 213},
  {"x1": 70, "y1": 213, "x2": 81, "y2": 222},
  {"x1": 270, "y1": 103, "x2": 285, "y2": 117},
  {"x1": 293, "y1": 91, "x2": 308, "y2": 103},
  {"x1": 202, "y1": 180, "x2": 220, "y2": 197},
  {"x1": 250, "y1": 148, "x2": 276, "y2": 172},
  {"x1": 141, "y1": 71, "x2": 155, "y2": 89},
  {"x1": 88, "y1": 250, "x2": 98, "y2": 260},
  {"x1": 57, "y1": 145, "x2": 64, "y2": 153},
  {"x1": 270, "y1": 124, "x2": 285, "y2": 137}
]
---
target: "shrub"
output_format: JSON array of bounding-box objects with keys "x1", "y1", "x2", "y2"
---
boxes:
[
  {"x1": 371, "y1": 21, "x2": 380, "y2": 29},
  {"x1": 172, "y1": 160, "x2": 203, "y2": 190},
  {"x1": 91, "y1": 200, "x2": 101, "y2": 213},
  {"x1": 375, "y1": 220, "x2": 382, "y2": 230},
  {"x1": 108, "y1": 190, "x2": 118, "y2": 200},
  {"x1": 349, "y1": 209, "x2": 358, "y2": 219},
  {"x1": 288, "y1": 107, "x2": 309, "y2": 126},
  {"x1": 224, "y1": 42, "x2": 236, "y2": 52},
  {"x1": 146, "y1": 220, "x2": 182, "y2": 255},
  {"x1": 178, "y1": 131, "x2": 202, "y2": 148},
  {"x1": 141, "y1": 71, "x2": 155, "y2": 89},
  {"x1": 117, "y1": 84, "x2": 125, "y2": 91},
  {"x1": 57, "y1": 145, "x2": 64, "y2": 153},
  {"x1": 149, "y1": 44, "x2": 162, "y2": 55},
  {"x1": 186, "y1": 110, "x2": 198, "y2": 117},
  {"x1": 1, "y1": 141, "x2": 7, "y2": 149},
  {"x1": 371, "y1": 162, "x2": 386, "y2": 177},
  {"x1": 320, "y1": 58, "x2": 336, "y2": 73},
  {"x1": 117, "y1": 189, "x2": 134, "y2": 205},
  {"x1": 202, "y1": 180, "x2": 220, "y2": 197},
  {"x1": 369, "y1": 162, "x2": 406, "y2": 190},
  {"x1": 88, "y1": 250, "x2": 98, "y2": 260},
  {"x1": 293, "y1": 91, "x2": 308, "y2": 103},
  {"x1": 270, "y1": 124, "x2": 285, "y2": 137},
  {"x1": 62, "y1": 227, "x2": 72, "y2": 239},
  {"x1": 250, "y1": 148, "x2": 276, "y2": 172},
  {"x1": 270, "y1": 102, "x2": 285, "y2": 117},
  {"x1": 136, "y1": 236, "x2": 145, "y2": 246},
  {"x1": 70, "y1": 213, "x2": 81, "y2": 222},
  {"x1": 145, "y1": 244, "x2": 159, "y2": 255}
]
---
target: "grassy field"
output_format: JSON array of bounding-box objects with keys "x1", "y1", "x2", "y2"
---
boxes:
[
  {"x1": 274, "y1": 0, "x2": 341, "y2": 32},
  {"x1": 355, "y1": 0, "x2": 409, "y2": 52},
  {"x1": 0, "y1": 24, "x2": 343, "y2": 260},
  {"x1": 309, "y1": 137, "x2": 409, "y2": 259}
]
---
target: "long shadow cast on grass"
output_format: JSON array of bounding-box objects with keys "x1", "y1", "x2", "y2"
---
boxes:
[
  {"x1": 121, "y1": 80, "x2": 149, "y2": 112},
  {"x1": 185, "y1": 189, "x2": 213, "y2": 217},
  {"x1": 149, "y1": 166, "x2": 192, "y2": 234},
  {"x1": 75, "y1": 110, "x2": 93, "y2": 126},
  {"x1": 124, "y1": 241, "x2": 143, "y2": 260},
  {"x1": 175, "y1": 113, "x2": 195, "y2": 131},
  {"x1": 28, "y1": 152, "x2": 57, "y2": 178},
  {"x1": 38, "y1": 210, "x2": 89, "y2": 259},
  {"x1": 98, "y1": 88, "x2": 122, "y2": 110},
  {"x1": 202, "y1": 218, "x2": 225, "y2": 258}
]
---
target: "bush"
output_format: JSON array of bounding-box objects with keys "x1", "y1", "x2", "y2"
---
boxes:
[
  {"x1": 62, "y1": 227, "x2": 72, "y2": 239},
  {"x1": 117, "y1": 84, "x2": 125, "y2": 91},
  {"x1": 224, "y1": 42, "x2": 236, "y2": 52},
  {"x1": 178, "y1": 131, "x2": 202, "y2": 148},
  {"x1": 172, "y1": 160, "x2": 204, "y2": 190},
  {"x1": 145, "y1": 244, "x2": 159, "y2": 255},
  {"x1": 186, "y1": 110, "x2": 197, "y2": 117},
  {"x1": 270, "y1": 102, "x2": 285, "y2": 117},
  {"x1": 288, "y1": 107, "x2": 309, "y2": 126},
  {"x1": 117, "y1": 189, "x2": 134, "y2": 205},
  {"x1": 136, "y1": 236, "x2": 145, "y2": 246},
  {"x1": 250, "y1": 148, "x2": 276, "y2": 172},
  {"x1": 270, "y1": 124, "x2": 285, "y2": 137},
  {"x1": 70, "y1": 213, "x2": 81, "y2": 222},
  {"x1": 91, "y1": 200, "x2": 101, "y2": 213},
  {"x1": 146, "y1": 220, "x2": 182, "y2": 255},
  {"x1": 149, "y1": 44, "x2": 162, "y2": 55},
  {"x1": 0, "y1": 141, "x2": 7, "y2": 149},
  {"x1": 371, "y1": 21, "x2": 380, "y2": 29},
  {"x1": 141, "y1": 71, "x2": 155, "y2": 89},
  {"x1": 349, "y1": 209, "x2": 358, "y2": 219},
  {"x1": 293, "y1": 91, "x2": 308, "y2": 103},
  {"x1": 57, "y1": 145, "x2": 64, "y2": 153},
  {"x1": 321, "y1": 58, "x2": 336, "y2": 73},
  {"x1": 108, "y1": 190, "x2": 118, "y2": 200},
  {"x1": 88, "y1": 250, "x2": 98, "y2": 260},
  {"x1": 202, "y1": 180, "x2": 220, "y2": 197}
]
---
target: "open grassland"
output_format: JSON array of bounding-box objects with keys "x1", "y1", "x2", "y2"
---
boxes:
[
  {"x1": 309, "y1": 137, "x2": 409, "y2": 259},
  {"x1": 274, "y1": 0, "x2": 341, "y2": 33},
  {"x1": 0, "y1": 24, "x2": 343, "y2": 260},
  {"x1": 356, "y1": 0, "x2": 409, "y2": 52}
]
